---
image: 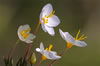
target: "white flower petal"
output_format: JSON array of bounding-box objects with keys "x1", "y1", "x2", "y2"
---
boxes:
[
  {"x1": 36, "y1": 42, "x2": 61, "y2": 60},
  {"x1": 74, "y1": 40, "x2": 87, "y2": 47},
  {"x1": 36, "y1": 43, "x2": 45, "y2": 54},
  {"x1": 41, "y1": 50, "x2": 56, "y2": 60},
  {"x1": 40, "y1": 12, "x2": 44, "y2": 24},
  {"x1": 40, "y1": 42, "x2": 44, "y2": 51},
  {"x1": 19, "y1": 24, "x2": 30, "y2": 33},
  {"x1": 36, "y1": 48, "x2": 41, "y2": 52},
  {"x1": 18, "y1": 24, "x2": 30, "y2": 32},
  {"x1": 53, "y1": 56, "x2": 61, "y2": 60},
  {"x1": 46, "y1": 15, "x2": 60, "y2": 27},
  {"x1": 25, "y1": 34, "x2": 36, "y2": 43},
  {"x1": 23, "y1": 24, "x2": 30, "y2": 30},
  {"x1": 64, "y1": 32, "x2": 75, "y2": 44},
  {"x1": 18, "y1": 25, "x2": 23, "y2": 33},
  {"x1": 41, "y1": 24, "x2": 47, "y2": 32},
  {"x1": 59, "y1": 29, "x2": 67, "y2": 41},
  {"x1": 45, "y1": 25, "x2": 55, "y2": 36},
  {"x1": 36, "y1": 48, "x2": 44, "y2": 54},
  {"x1": 25, "y1": 40, "x2": 33, "y2": 43},
  {"x1": 18, "y1": 31, "x2": 24, "y2": 41},
  {"x1": 43, "y1": 50, "x2": 51, "y2": 58},
  {"x1": 42, "y1": 50, "x2": 61, "y2": 60},
  {"x1": 42, "y1": 3, "x2": 53, "y2": 16},
  {"x1": 17, "y1": 24, "x2": 30, "y2": 41},
  {"x1": 59, "y1": 29, "x2": 75, "y2": 44},
  {"x1": 18, "y1": 25, "x2": 25, "y2": 41},
  {"x1": 49, "y1": 51, "x2": 61, "y2": 60}
]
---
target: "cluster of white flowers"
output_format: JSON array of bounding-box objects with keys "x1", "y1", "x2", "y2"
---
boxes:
[{"x1": 17, "y1": 3, "x2": 87, "y2": 61}]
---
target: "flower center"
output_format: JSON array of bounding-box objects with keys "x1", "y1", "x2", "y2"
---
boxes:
[
  {"x1": 46, "y1": 44, "x2": 53, "y2": 51},
  {"x1": 75, "y1": 29, "x2": 87, "y2": 40},
  {"x1": 42, "y1": 44, "x2": 53, "y2": 60},
  {"x1": 67, "y1": 42, "x2": 74, "y2": 48},
  {"x1": 42, "y1": 55, "x2": 47, "y2": 60},
  {"x1": 21, "y1": 28, "x2": 31, "y2": 39},
  {"x1": 42, "y1": 11, "x2": 55, "y2": 24},
  {"x1": 67, "y1": 30, "x2": 87, "y2": 48}
]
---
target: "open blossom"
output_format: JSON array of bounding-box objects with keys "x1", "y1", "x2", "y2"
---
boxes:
[
  {"x1": 18, "y1": 24, "x2": 36, "y2": 43},
  {"x1": 40, "y1": 3, "x2": 60, "y2": 36},
  {"x1": 59, "y1": 29, "x2": 87, "y2": 48},
  {"x1": 36, "y1": 42, "x2": 61, "y2": 60}
]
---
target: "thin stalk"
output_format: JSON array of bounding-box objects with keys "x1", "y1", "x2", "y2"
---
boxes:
[
  {"x1": 49, "y1": 48, "x2": 69, "y2": 66},
  {"x1": 24, "y1": 44, "x2": 32, "y2": 61},
  {"x1": 35, "y1": 59, "x2": 43, "y2": 66},
  {"x1": 23, "y1": 21, "x2": 40, "y2": 62},
  {"x1": 59, "y1": 48, "x2": 68, "y2": 56},
  {"x1": 8, "y1": 39, "x2": 20, "y2": 59},
  {"x1": 33, "y1": 21, "x2": 40, "y2": 35}
]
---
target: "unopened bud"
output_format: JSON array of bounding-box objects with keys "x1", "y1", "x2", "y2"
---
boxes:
[
  {"x1": 30, "y1": 52, "x2": 36, "y2": 64},
  {"x1": 10, "y1": 58, "x2": 13, "y2": 65}
]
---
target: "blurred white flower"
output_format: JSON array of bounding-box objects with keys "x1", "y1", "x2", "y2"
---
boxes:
[
  {"x1": 59, "y1": 29, "x2": 87, "y2": 48},
  {"x1": 18, "y1": 24, "x2": 36, "y2": 43},
  {"x1": 40, "y1": 3, "x2": 60, "y2": 36},
  {"x1": 36, "y1": 42, "x2": 61, "y2": 60}
]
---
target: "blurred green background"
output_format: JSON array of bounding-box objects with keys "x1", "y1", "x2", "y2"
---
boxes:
[{"x1": 0, "y1": 0, "x2": 100, "y2": 66}]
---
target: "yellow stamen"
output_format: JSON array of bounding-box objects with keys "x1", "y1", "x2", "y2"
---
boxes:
[
  {"x1": 47, "y1": 10, "x2": 55, "y2": 18},
  {"x1": 67, "y1": 30, "x2": 87, "y2": 48},
  {"x1": 67, "y1": 42, "x2": 73, "y2": 48},
  {"x1": 21, "y1": 28, "x2": 31, "y2": 39},
  {"x1": 78, "y1": 34, "x2": 87, "y2": 40},
  {"x1": 45, "y1": 48, "x2": 48, "y2": 50},
  {"x1": 48, "y1": 44, "x2": 53, "y2": 51},
  {"x1": 42, "y1": 17, "x2": 48, "y2": 24},
  {"x1": 75, "y1": 29, "x2": 87, "y2": 40},
  {"x1": 45, "y1": 44, "x2": 53, "y2": 51},
  {"x1": 78, "y1": 34, "x2": 85, "y2": 40},
  {"x1": 42, "y1": 10, "x2": 55, "y2": 24},
  {"x1": 79, "y1": 37, "x2": 87, "y2": 40},
  {"x1": 41, "y1": 44, "x2": 53, "y2": 60},
  {"x1": 75, "y1": 29, "x2": 80, "y2": 40}
]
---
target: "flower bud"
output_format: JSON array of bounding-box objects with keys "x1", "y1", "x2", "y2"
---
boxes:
[{"x1": 30, "y1": 52, "x2": 36, "y2": 64}]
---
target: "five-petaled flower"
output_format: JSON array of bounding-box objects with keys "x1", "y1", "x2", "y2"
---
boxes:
[
  {"x1": 18, "y1": 24, "x2": 36, "y2": 43},
  {"x1": 59, "y1": 29, "x2": 87, "y2": 48},
  {"x1": 36, "y1": 42, "x2": 61, "y2": 60},
  {"x1": 40, "y1": 3, "x2": 60, "y2": 36}
]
